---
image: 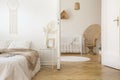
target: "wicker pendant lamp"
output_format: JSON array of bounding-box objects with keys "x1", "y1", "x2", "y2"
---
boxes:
[
  {"x1": 74, "y1": 2, "x2": 80, "y2": 10},
  {"x1": 60, "y1": 10, "x2": 69, "y2": 19}
]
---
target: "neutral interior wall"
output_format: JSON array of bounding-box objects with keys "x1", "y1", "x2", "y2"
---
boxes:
[
  {"x1": 60, "y1": 0, "x2": 101, "y2": 38},
  {"x1": 0, "y1": 0, "x2": 58, "y2": 50}
]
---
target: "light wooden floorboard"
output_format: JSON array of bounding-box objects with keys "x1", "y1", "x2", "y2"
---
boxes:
[{"x1": 33, "y1": 53, "x2": 120, "y2": 80}]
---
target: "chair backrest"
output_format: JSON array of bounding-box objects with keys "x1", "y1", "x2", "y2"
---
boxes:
[{"x1": 83, "y1": 24, "x2": 101, "y2": 46}]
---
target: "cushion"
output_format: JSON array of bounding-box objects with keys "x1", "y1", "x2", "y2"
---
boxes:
[
  {"x1": 0, "y1": 40, "x2": 10, "y2": 49},
  {"x1": 8, "y1": 40, "x2": 31, "y2": 49}
]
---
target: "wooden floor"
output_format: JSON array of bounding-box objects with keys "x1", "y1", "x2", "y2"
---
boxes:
[{"x1": 33, "y1": 53, "x2": 120, "y2": 80}]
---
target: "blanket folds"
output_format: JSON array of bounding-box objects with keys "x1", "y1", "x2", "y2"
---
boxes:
[{"x1": 0, "y1": 49, "x2": 39, "y2": 71}]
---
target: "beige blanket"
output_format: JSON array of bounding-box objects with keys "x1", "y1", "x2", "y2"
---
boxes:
[{"x1": 0, "y1": 49, "x2": 39, "y2": 71}]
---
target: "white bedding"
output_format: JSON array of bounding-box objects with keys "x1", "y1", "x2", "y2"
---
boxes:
[{"x1": 0, "y1": 54, "x2": 40, "y2": 80}]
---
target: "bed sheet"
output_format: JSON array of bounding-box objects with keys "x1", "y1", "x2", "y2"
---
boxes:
[{"x1": 0, "y1": 55, "x2": 40, "y2": 80}]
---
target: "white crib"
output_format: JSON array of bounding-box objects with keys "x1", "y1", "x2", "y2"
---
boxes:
[{"x1": 61, "y1": 36, "x2": 82, "y2": 54}]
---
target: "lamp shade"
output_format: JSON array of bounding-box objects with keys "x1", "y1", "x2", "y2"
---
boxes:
[
  {"x1": 74, "y1": 2, "x2": 80, "y2": 10},
  {"x1": 61, "y1": 10, "x2": 69, "y2": 19}
]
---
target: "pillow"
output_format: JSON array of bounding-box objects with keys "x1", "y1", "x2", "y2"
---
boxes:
[
  {"x1": 0, "y1": 40, "x2": 10, "y2": 49},
  {"x1": 8, "y1": 40, "x2": 31, "y2": 49}
]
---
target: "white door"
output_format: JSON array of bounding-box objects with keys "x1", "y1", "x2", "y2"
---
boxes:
[{"x1": 102, "y1": 0, "x2": 120, "y2": 69}]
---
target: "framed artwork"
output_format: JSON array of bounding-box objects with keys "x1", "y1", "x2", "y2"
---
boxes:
[{"x1": 47, "y1": 38, "x2": 55, "y2": 48}]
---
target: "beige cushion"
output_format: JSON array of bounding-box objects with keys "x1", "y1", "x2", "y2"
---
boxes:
[
  {"x1": 8, "y1": 40, "x2": 31, "y2": 49},
  {"x1": 0, "y1": 40, "x2": 10, "y2": 49}
]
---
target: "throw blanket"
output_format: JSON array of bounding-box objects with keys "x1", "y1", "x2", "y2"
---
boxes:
[{"x1": 0, "y1": 49, "x2": 39, "y2": 71}]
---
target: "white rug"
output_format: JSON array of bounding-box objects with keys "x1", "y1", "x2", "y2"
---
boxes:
[{"x1": 61, "y1": 56, "x2": 90, "y2": 62}]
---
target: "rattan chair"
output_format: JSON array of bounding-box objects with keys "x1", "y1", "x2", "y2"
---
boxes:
[{"x1": 83, "y1": 24, "x2": 101, "y2": 54}]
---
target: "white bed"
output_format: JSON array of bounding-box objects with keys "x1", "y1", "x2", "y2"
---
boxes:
[
  {"x1": 61, "y1": 36, "x2": 82, "y2": 54},
  {"x1": 0, "y1": 54, "x2": 40, "y2": 80},
  {"x1": 0, "y1": 40, "x2": 40, "y2": 80}
]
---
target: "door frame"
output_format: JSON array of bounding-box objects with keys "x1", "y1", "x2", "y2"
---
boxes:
[
  {"x1": 57, "y1": 0, "x2": 61, "y2": 70},
  {"x1": 58, "y1": 0, "x2": 102, "y2": 69}
]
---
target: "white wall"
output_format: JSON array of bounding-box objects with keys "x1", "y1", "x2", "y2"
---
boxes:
[
  {"x1": 60, "y1": 0, "x2": 101, "y2": 37},
  {"x1": 0, "y1": 0, "x2": 58, "y2": 50}
]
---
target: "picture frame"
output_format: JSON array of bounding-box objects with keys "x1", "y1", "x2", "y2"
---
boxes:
[{"x1": 47, "y1": 38, "x2": 55, "y2": 48}]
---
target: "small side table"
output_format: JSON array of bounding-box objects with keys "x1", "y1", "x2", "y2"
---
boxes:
[{"x1": 39, "y1": 48, "x2": 56, "y2": 69}]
